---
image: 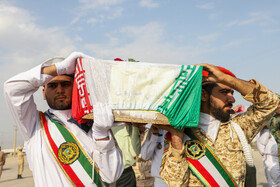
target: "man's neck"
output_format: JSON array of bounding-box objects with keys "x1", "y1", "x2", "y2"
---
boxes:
[{"x1": 198, "y1": 112, "x2": 221, "y2": 142}]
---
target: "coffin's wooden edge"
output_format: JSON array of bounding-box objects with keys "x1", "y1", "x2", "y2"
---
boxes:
[{"x1": 82, "y1": 110, "x2": 170, "y2": 125}]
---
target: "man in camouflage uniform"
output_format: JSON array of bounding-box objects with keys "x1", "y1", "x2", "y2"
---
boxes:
[
  {"x1": 267, "y1": 94, "x2": 280, "y2": 165},
  {"x1": 136, "y1": 157, "x2": 153, "y2": 187},
  {"x1": 157, "y1": 64, "x2": 279, "y2": 186},
  {"x1": 0, "y1": 146, "x2": 6, "y2": 178},
  {"x1": 135, "y1": 124, "x2": 154, "y2": 187}
]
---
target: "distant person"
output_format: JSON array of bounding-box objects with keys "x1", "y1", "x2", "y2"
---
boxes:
[
  {"x1": 141, "y1": 125, "x2": 168, "y2": 187},
  {"x1": 233, "y1": 104, "x2": 247, "y2": 113},
  {"x1": 135, "y1": 123, "x2": 153, "y2": 187},
  {"x1": 4, "y1": 52, "x2": 123, "y2": 186},
  {"x1": 17, "y1": 146, "x2": 24, "y2": 179},
  {"x1": 257, "y1": 127, "x2": 280, "y2": 187},
  {"x1": 267, "y1": 94, "x2": 280, "y2": 164},
  {"x1": 257, "y1": 96, "x2": 280, "y2": 187},
  {"x1": 0, "y1": 146, "x2": 6, "y2": 178}
]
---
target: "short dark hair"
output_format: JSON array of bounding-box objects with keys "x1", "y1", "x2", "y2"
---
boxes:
[
  {"x1": 202, "y1": 82, "x2": 218, "y2": 95},
  {"x1": 64, "y1": 74, "x2": 75, "y2": 79},
  {"x1": 43, "y1": 74, "x2": 74, "y2": 88}
]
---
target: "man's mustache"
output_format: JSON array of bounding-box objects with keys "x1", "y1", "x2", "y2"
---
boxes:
[
  {"x1": 54, "y1": 95, "x2": 67, "y2": 100},
  {"x1": 224, "y1": 103, "x2": 233, "y2": 108}
]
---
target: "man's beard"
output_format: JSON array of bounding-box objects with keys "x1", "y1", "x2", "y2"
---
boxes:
[
  {"x1": 209, "y1": 99, "x2": 232, "y2": 123},
  {"x1": 45, "y1": 94, "x2": 71, "y2": 110}
]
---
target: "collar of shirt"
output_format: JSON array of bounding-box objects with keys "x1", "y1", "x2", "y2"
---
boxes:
[
  {"x1": 49, "y1": 108, "x2": 72, "y2": 125},
  {"x1": 199, "y1": 112, "x2": 221, "y2": 143}
]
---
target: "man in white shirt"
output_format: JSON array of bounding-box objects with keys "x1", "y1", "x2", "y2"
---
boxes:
[
  {"x1": 257, "y1": 128, "x2": 280, "y2": 187},
  {"x1": 141, "y1": 125, "x2": 168, "y2": 187},
  {"x1": 4, "y1": 52, "x2": 123, "y2": 187}
]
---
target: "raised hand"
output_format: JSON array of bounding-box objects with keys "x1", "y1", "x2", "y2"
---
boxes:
[{"x1": 55, "y1": 52, "x2": 91, "y2": 75}]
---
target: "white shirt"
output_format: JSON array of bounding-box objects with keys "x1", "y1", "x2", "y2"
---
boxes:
[
  {"x1": 199, "y1": 113, "x2": 221, "y2": 142},
  {"x1": 4, "y1": 64, "x2": 123, "y2": 187},
  {"x1": 141, "y1": 129, "x2": 167, "y2": 181},
  {"x1": 257, "y1": 128, "x2": 280, "y2": 187},
  {"x1": 257, "y1": 128, "x2": 278, "y2": 156}
]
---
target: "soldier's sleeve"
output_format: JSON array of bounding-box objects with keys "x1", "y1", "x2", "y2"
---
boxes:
[
  {"x1": 232, "y1": 79, "x2": 280, "y2": 143},
  {"x1": 267, "y1": 94, "x2": 280, "y2": 142},
  {"x1": 160, "y1": 145, "x2": 189, "y2": 187},
  {"x1": 268, "y1": 116, "x2": 280, "y2": 143}
]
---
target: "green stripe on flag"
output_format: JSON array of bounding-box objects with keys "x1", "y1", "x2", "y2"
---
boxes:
[
  {"x1": 51, "y1": 119, "x2": 102, "y2": 187},
  {"x1": 157, "y1": 65, "x2": 202, "y2": 130}
]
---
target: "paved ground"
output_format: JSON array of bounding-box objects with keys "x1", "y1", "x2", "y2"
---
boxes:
[
  {"x1": 0, "y1": 149, "x2": 268, "y2": 187},
  {"x1": 253, "y1": 149, "x2": 268, "y2": 187},
  {"x1": 0, "y1": 156, "x2": 34, "y2": 187}
]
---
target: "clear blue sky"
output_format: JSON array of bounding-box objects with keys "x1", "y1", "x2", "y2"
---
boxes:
[{"x1": 0, "y1": 0, "x2": 279, "y2": 148}]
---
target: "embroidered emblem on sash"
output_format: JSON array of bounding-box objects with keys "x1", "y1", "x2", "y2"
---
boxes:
[
  {"x1": 185, "y1": 140, "x2": 206, "y2": 160},
  {"x1": 58, "y1": 142, "x2": 80, "y2": 165}
]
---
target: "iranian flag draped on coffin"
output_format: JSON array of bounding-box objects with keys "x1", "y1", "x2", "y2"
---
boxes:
[{"x1": 72, "y1": 57, "x2": 203, "y2": 130}]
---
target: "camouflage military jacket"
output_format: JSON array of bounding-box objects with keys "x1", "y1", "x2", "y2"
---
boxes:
[
  {"x1": 267, "y1": 112, "x2": 280, "y2": 164},
  {"x1": 160, "y1": 80, "x2": 279, "y2": 187}
]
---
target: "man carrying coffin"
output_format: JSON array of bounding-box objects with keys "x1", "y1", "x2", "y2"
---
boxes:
[
  {"x1": 4, "y1": 52, "x2": 123, "y2": 187},
  {"x1": 159, "y1": 64, "x2": 279, "y2": 186}
]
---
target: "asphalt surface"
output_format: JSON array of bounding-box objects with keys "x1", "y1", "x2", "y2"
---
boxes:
[
  {"x1": 0, "y1": 155, "x2": 34, "y2": 187},
  {"x1": 0, "y1": 149, "x2": 268, "y2": 187}
]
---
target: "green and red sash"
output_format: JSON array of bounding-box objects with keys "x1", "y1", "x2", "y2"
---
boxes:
[
  {"x1": 164, "y1": 130, "x2": 238, "y2": 187},
  {"x1": 39, "y1": 112, "x2": 101, "y2": 187}
]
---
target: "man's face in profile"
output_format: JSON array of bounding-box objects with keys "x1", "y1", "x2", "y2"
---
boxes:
[{"x1": 208, "y1": 83, "x2": 235, "y2": 122}]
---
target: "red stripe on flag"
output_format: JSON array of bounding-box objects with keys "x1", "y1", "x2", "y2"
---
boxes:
[
  {"x1": 188, "y1": 158, "x2": 220, "y2": 187},
  {"x1": 41, "y1": 112, "x2": 84, "y2": 187}
]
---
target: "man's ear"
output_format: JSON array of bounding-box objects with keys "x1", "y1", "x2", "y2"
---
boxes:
[
  {"x1": 201, "y1": 89, "x2": 208, "y2": 102},
  {"x1": 43, "y1": 88, "x2": 46, "y2": 100}
]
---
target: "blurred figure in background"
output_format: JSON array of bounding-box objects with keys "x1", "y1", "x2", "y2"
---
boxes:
[
  {"x1": 141, "y1": 125, "x2": 168, "y2": 187},
  {"x1": 0, "y1": 146, "x2": 6, "y2": 178},
  {"x1": 257, "y1": 94, "x2": 280, "y2": 187},
  {"x1": 257, "y1": 127, "x2": 280, "y2": 187},
  {"x1": 267, "y1": 94, "x2": 280, "y2": 165},
  {"x1": 17, "y1": 146, "x2": 24, "y2": 179},
  {"x1": 135, "y1": 123, "x2": 153, "y2": 187}
]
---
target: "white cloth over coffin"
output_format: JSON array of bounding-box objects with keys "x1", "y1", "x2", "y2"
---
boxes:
[{"x1": 81, "y1": 58, "x2": 200, "y2": 121}]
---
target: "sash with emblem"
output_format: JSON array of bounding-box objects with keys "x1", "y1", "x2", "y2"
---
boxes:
[
  {"x1": 39, "y1": 112, "x2": 101, "y2": 187},
  {"x1": 164, "y1": 130, "x2": 238, "y2": 187},
  {"x1": 185, "y1": 129, "x2": 238, "y2": 187}
]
